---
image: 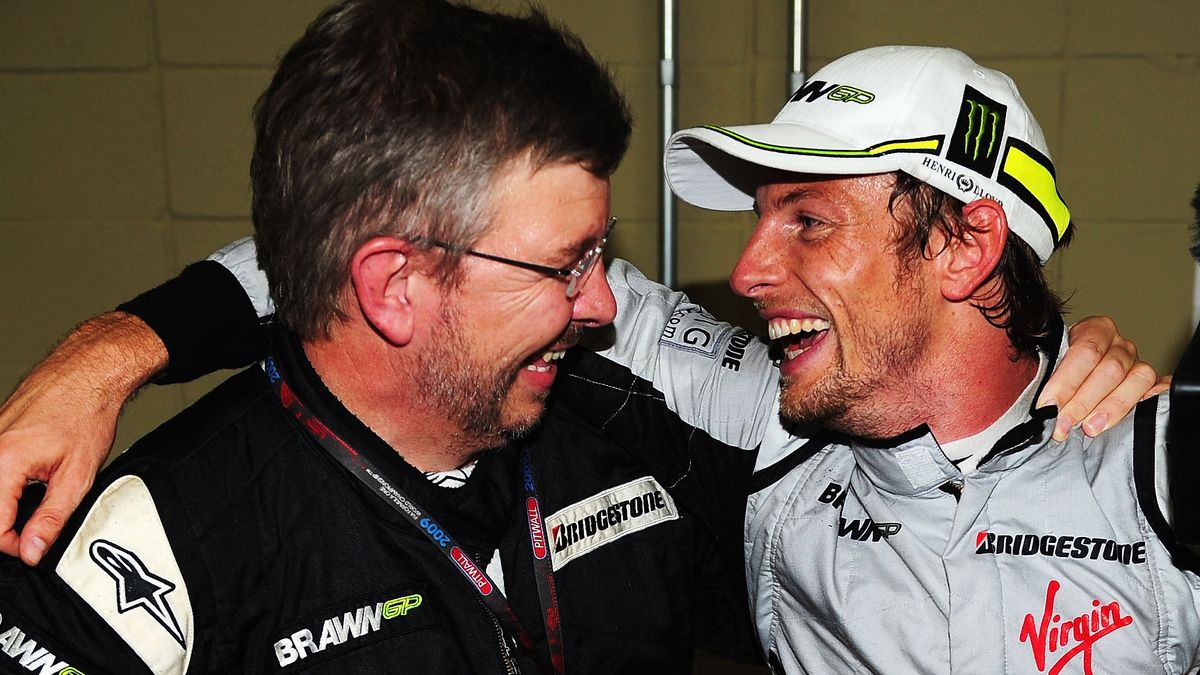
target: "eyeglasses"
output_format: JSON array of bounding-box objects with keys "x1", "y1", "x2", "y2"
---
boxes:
[{"x1": 426, "y1": 216, "x2": 616, "y2": 299}]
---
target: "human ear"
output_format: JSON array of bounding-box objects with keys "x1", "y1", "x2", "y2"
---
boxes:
[
  {"x1": 939, "y1": 198, "x2": 1008, "y2": 302},
  {"x1": 350, "y1": 237, "x2": 419, "y2": 346}
]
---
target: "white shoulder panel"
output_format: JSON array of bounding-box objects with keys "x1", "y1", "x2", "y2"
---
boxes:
[
  {"x1": 55, "y1": 475, "x2": 194, "y2": 675},
  {"x1": 208, "y1": 236, "x2": 273, "y2": 319}
]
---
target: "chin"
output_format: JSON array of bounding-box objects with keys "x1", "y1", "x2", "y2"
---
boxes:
[
  {"x1": 778, "y1": 377, "x2": 848, "y2": 429},
  {"x1": 498, "y1": 395, "x2": 549, "y2": 439}
]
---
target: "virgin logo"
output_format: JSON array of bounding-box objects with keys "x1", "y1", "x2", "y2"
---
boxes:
[{"x1": 1018, "y1": 579, "x2": 1132, "y2": 675}]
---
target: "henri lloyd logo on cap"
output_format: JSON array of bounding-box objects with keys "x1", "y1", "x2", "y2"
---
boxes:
[{"x1": 545, "y1": 476, "x2": 679, "y2": 570}]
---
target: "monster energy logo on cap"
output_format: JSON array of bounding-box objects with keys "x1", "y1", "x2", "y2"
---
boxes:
[{"x1": 947, "y1": 85, "x2": 1007, "y2": 177}]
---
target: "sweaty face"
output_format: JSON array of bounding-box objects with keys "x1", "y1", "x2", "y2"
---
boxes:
[
  {"x1": 730, "y1": 173, "x2": 938, "y2": 437},
  {"x1": 413, "y1": 159, "x2": 615, "y2": 443}
]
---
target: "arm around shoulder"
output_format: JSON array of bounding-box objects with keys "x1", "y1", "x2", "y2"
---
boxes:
[
  {"x1": 0, "y1": 312, "x2": 166, "y2": 565},
  {"x1": 0, "y1": 238, "x2": 269, "y2": 566}
]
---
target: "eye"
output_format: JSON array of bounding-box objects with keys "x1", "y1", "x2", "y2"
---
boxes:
[{"x1": 788, "y1": 213, "x2": 826, "y2": 235}]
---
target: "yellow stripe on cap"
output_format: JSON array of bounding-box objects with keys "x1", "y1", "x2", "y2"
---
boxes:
[
  {"x1": 1001, "y1": 145, "x2": 1070, "y2": 241},
  {"x1": 705, "y1": 126, "x2": 942, "y2": 158}
]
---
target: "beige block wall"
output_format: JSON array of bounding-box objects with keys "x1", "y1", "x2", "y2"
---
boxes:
[{"x1": 1, "y1": 1, "x2": 1197, "y2": 454}]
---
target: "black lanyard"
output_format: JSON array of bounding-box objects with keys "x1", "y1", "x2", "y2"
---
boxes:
[{"x1": 265, "y1": 357, "x2": 565, "y2": 673}]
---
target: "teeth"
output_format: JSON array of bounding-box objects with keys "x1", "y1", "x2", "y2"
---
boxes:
[
  {"x1": 767, "y1": 317, "x2": 830, "y2": 340},
  {"x1": 782, "y1": 344, "x2": 812, "y2": 361},
  {"x1": 526, "y1": 350, "x2": 566, "y2": 373}
]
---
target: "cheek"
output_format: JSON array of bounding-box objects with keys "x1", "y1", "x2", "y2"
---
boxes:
[
  {"x1": 803, "y1": 249, "x2": 868, "y2": 308},
  {"x1": 489, "y1": 288, "x2": 573, "y2": 344}
]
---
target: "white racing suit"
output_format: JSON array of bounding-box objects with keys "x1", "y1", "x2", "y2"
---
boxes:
[{"x1": 213, "y1": 239, "x2": 1200, "y2": 674}]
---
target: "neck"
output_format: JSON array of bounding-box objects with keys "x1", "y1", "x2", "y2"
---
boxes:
[
  {"x1": 302, "y1": 323, "x2": 491, "y2": 472},
  {"x1": 858, "y1": 310, "x2": 1040, "y2": 444}
]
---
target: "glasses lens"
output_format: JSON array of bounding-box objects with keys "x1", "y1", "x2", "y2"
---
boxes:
[
  {"x1": 565, "y1": 217, "x2": 615, "y2": 299},
  {"x1": 566, "y1": 248, "x2": 602, "y2": 298}
]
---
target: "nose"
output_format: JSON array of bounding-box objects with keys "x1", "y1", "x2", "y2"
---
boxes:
[
  {"x1": 730, "y1": 222, "x2": 783, "y2": 300},
  {"x1": 571, "y1": 257, "x2": 617, "y2": 327}
]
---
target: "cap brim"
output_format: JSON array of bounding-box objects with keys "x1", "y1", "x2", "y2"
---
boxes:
[{"x1": 664, "y1": 124, "x2": 908, "y2": 211}]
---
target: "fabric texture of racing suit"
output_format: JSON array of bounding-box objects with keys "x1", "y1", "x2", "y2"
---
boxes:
[{"x1": 0, "y1": 263, "x2": 758, "y2": 673}]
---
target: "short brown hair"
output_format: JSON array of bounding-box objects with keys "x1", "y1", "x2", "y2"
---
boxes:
[{"x1": 251, "y1": 0, "x2": 632, "y2": 338}]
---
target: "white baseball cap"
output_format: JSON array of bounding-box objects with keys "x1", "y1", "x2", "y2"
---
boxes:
[{"x1": 664, "y1": 45, "x2": 1070, "y2": 262}]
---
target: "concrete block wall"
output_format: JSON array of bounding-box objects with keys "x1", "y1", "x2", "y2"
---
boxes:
[{"x1": 2, "y1": 1, "x2": 1197, "y2": 457}]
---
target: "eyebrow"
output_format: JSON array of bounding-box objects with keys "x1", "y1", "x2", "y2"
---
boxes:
[
  {"x1": 554, "y1": 238, "x2": 590, "y2": 260},
  {"x1": 754, "y1": 187, "x2": 822, "y2": 216},
  {"x1": 553, "y1": 224, "x2": 608, "y2": 261}
]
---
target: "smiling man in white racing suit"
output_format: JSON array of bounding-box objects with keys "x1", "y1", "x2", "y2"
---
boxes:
[{"x1": 616, "y1": 45, "x2": 1200, "y2": 673}]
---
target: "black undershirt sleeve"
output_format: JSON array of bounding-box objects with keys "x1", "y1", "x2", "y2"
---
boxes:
[{"x1": 116, "y1": 260, "x2": 267, "y2": 384}]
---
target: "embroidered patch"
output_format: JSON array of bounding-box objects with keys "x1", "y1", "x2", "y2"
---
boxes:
[
  {"x1": 545, "y1": 476, "x2": 679, "y2": 570},
  {"x1": 90, "y1": 539, "x2": 186, "y2": 647},
  {"x1": 56, "y1": 475, "x2": 193, "y2": 675},
  {"x1": 658, "y1": 307, "x2": 734, "y2": 360},
  {"x1": 271, "y1": 587, "x2": 435, "y2": 671}
]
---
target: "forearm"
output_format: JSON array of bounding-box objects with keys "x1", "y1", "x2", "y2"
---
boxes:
[
  {"x1": 0, "y1": 312, "x2": 166, "y2": 563},
  {"x1": 0, "y1": 249, "x2": 263, "y2": 565},
  {"x1": 33, "y1": 311, "x2": 167, "y2": 403}
]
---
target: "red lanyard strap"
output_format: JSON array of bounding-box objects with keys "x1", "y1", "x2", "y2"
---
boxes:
[
  {"x1": 265, "y1": 358, "x2": 564, "y2": 673},
  {"x1": 522, "y1": 456, "x2": 564, "y2": 673}
]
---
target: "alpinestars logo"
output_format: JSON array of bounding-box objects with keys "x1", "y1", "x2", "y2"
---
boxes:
[
  {"x1": 947, "y1": 85, "x2": 1007, "y2": 177},
  {"x1": 0, "y1": 613, "x2": 83, "y2": 674},
  {"x1": 90, "y1": 539, "x2": 185, "y2": 648}
]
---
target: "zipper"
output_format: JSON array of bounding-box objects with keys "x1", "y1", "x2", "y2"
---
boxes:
[
  {"x1": 939, "y1": 479, "x2": 964, "y2": 501},
  {"x1": 487, "y1": 607, "x2": 521, "y2": 674}
]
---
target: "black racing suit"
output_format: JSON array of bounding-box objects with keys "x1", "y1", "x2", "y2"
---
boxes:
[{"x1": 0, "y1": 263, "x2": 758, "y2": 673}]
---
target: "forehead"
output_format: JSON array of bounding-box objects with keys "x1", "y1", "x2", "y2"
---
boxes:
[
  {"x1": 483, "y1": 158, "x2": 611, "y2": 251},
  {"x1": 755, "y1": 173, "x2": 894, "y2": 210}
]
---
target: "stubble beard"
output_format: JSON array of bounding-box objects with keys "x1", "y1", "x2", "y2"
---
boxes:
[
  {"x1": 413, "y1": 305, "x2": 523, "y2": 449},
  {"x1": 412, "y1": 310, "x2": 582, "y2": 450},
  {"x1": 778, "y1": 270, "x2": 933, "y2": 439}
]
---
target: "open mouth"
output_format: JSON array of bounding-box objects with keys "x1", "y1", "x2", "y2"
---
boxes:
[
  {"x1": 767, "y1": 317, "x2": 831, "y2": 361},
  {"x1": 526, "y1": 349, "x2": 566, "y2": 373}
]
